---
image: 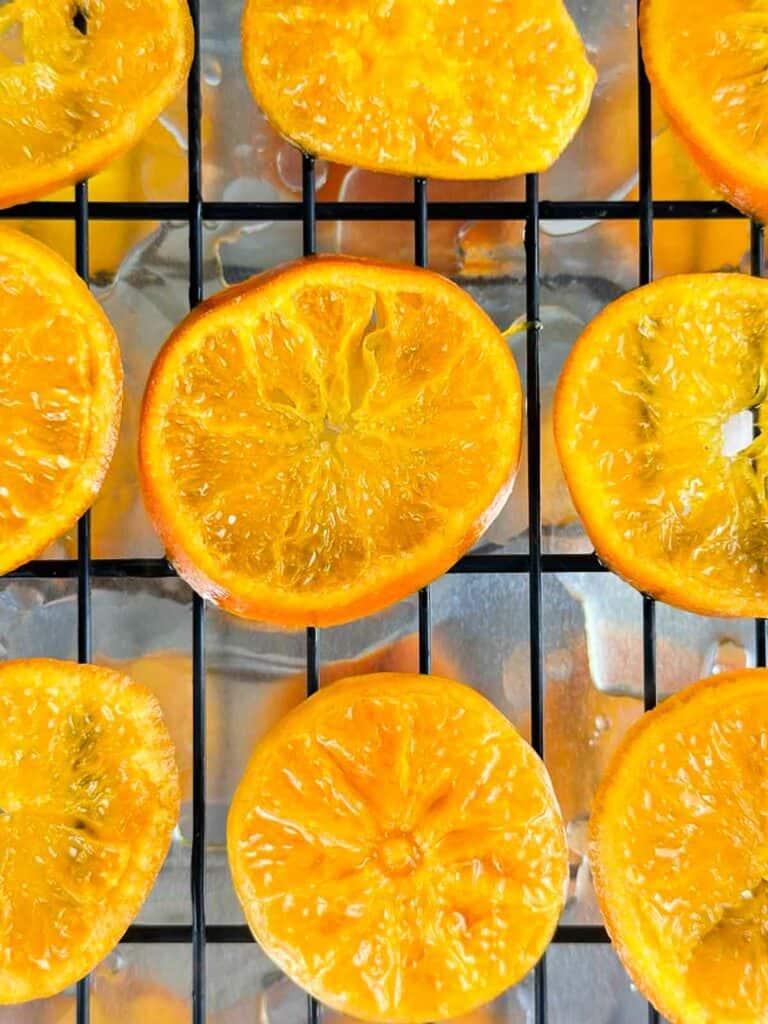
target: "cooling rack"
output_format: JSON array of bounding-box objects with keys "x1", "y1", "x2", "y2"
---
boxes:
[{"x1": 3, "y1": 1, "x2": 765, "y2": 1022}]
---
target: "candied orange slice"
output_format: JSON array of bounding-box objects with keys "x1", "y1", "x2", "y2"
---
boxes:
[
  {"x1": 554, "y1": 273, "x2": 768, "y2": 618},
  {"x1": 591, "y1": 669, "x2": 768, "y2": 1023},
  {"x1": 0, "y1": 659, "x2": 179, "y2": 1004},
  {"x1": 241, "y1": 0, "x2": 595, "y2": 180},
  {"x1": 139, "y1": 256, "x2": 522, "y2": 627},
  {"x1": 0, "y1": 0, "x2": 192, "y2": 208},
  {"x1": 0, "y1": 228, "x2": 122, "y2": 573},
  {"x1": 227, "y1": 672, "x2": 567, "y2": 1023},
  {"x1": 641, "y1": 0, "x2": 768, "y2": 222}
]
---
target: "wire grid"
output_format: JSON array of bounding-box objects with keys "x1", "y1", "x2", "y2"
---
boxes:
[{"x1": 6, "y1": 1, "x2": 765, "y2": 1022}]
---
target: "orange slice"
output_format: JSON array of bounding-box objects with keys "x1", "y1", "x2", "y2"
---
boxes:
[
  {"x1": 241, "y1": 0, "x2": 595, "y2": 180},
  {"x1": 0, "y1": 659, "x2": 179, "y2": 1004},
  {"x1": 139, "y1": 256, "x2": 522, "y2": 627},
  {"x1": 591, "y1": 669, "x2": 768, "y2": 1023},
  {"x1": 0, "y1": 227, "x2": 122, "y2": 573},
  {"x1": 0, "y1": 0, "x2": 192, "y2": 207},
  {"x1": 641, "y1": 0, "x2": 768, "y2": 222},
  {"x1": 227, "y1": 672, "x2": 567, "y2": 1023},
  {"x1": 554, "y1": 272, "x2": 768, "y2": 618}
]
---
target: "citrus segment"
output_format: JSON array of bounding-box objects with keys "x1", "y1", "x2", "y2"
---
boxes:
[
  {"x1": 228, "y1": 673, "x2": 566, "y2": 1023},
  {"x1": 641, "y1": 0, "x2": 768, "y2": 222},
  {"x1": 139, "y1": 257, "x2": 522, "y2": 627},
  {"x1": 0, "y1": 0, "x2": 192, "y2": 207},
  {"x1": 0, "y1": 659, "x2": 179, "y2": 1004},
  {"x1": 590, "y1": 669, "x2": 768, "y2": 1023},
  {"x1": 0, "y1": 227, "x2": 122, "y2": 573},
  {"x1": 554, "y1": 273, "x2": 768, "y2": 617},
  {"x1": 241, "y1": 0, "x2": 595, "y2": 180}
]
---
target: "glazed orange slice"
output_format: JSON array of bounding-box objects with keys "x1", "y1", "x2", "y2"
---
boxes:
[
  {"x1": 641, "y1": 0, "x2": 768, "y2": 222},
  {"x1": 241, "y1": 0, "x2": 595, "y2": 180},
  {"x1": 139, "y1": 256, "x2": 522, "y2": 627},
  {"x1": 554, "y1": 272, "x2": 768, "y2": 618},
  {"x1": 591, "y1": 669, "x2": 768, "y2": 1023},
  {"x1": 0, "y1": 0, "x2": 192, "y2": 208},
  {"x1": 227, "y1": 672, "x2": 567, "y2": 1023},
  {"x1": 0, "y1": 659, "x2": 179, "y2": 1004},
  {"x1": 0, "y1": 228, "x2": 122, "y2": 573}
]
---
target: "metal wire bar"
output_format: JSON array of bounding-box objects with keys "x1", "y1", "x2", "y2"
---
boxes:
[
  {"x1": 637, "y1": 25, "x2": 657, "y2": 689},
  {"x1": 120, "y1": 923, "x2": 611, "y2": 944},
  {"x1": 75, "y1": 180, "x2": 92, "y2": 669},
  {"x1": 642, "y1": 595, "x2": 657, "y2": 715},
  {"x1": 3, "y1": 551, "x2": 614, "y2": 579},
  {"x1": 413, "y1": 177, "x2": 432, "y2": 675},
  {"x1": 751, "y1": 221, "x2": 766, "y2": 667},
  {"x1": 526, "y1": 174, "x2": 544, "y2": 760},
  {"x1": 186, "y1": 2, "x2": 206, "y2": 1021},
  {"x1": 75, "y1": 176, "x2": 91, "y2": 1024},
  {"x1": 306, "y1": 625, "x2": 320, "y2": 698},
  {"x1": 418, "y1": 587, "x2": 431, "y2": 673},
  {"x1": 301, "y1": 150, "x2": 322, "y2": 1024},
  {"x1": 524, "y1": 169, "x2": 547, "y2": 1021},
  {"x1": 191, "y1": 594, "x2": 206, "y2": 1024},
  {"x1": 637, "y1": 8, "x2": 660, "y2": 1024},
  {"x1": 302, "y1": 153, "x2": 317, "y2": 258},
  {"x1": 0, "y1": 198, "x2": 749, "y2": 222}
]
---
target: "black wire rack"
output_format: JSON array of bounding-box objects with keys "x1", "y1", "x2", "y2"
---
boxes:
[{"x1": 7, "y1": 1, "x2": 766, "y2": 1022}]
